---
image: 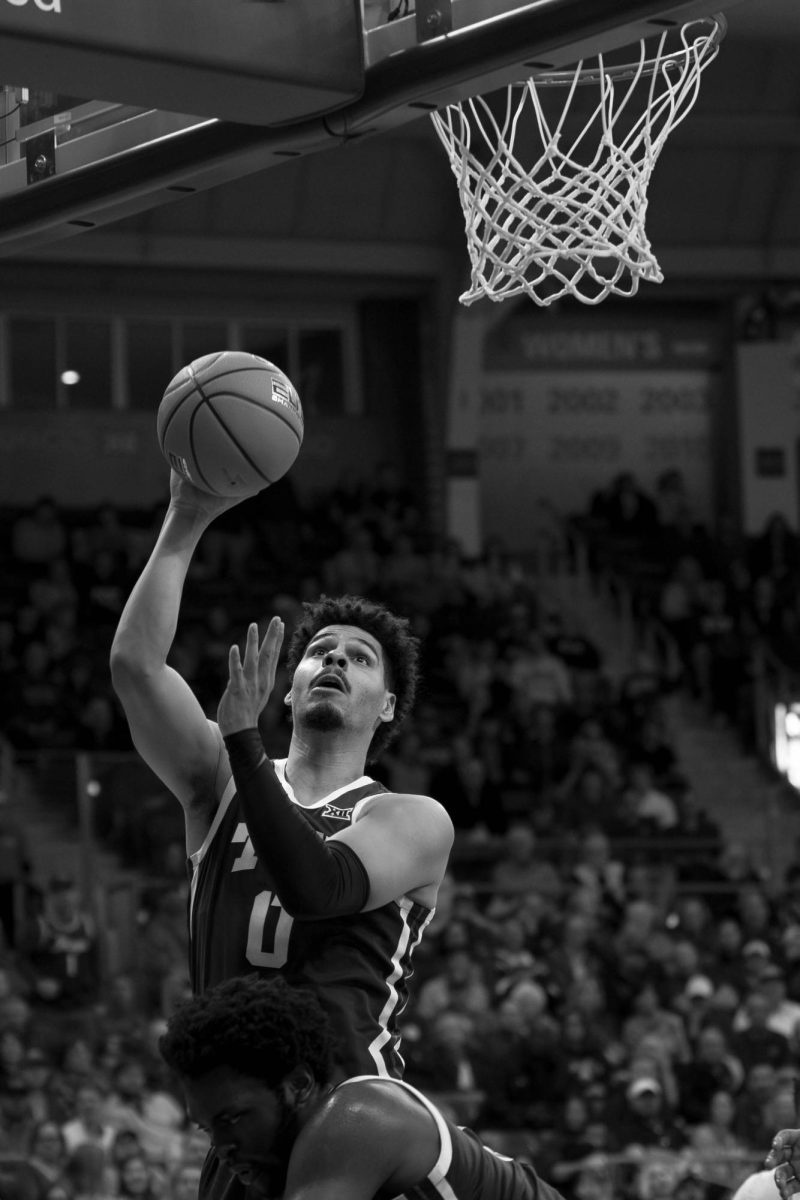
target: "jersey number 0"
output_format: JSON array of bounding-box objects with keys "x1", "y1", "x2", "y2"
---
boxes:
[{"x1": 247, "y1": 889, "x2": 294, "y2": 968}]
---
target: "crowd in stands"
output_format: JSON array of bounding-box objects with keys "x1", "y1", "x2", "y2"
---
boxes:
[
  {"x1": 578, "y1": 467, "x2": 800, "y2": 739},
  {"x1": 0, "y1": 467, "x2": 799, "y2": 1199}
]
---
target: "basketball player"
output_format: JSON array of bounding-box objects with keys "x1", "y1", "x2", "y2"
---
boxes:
[
  {"x1": 160, "y1": 972, "x2": 566, "y2": 1200},
  {"x1": 109, "y1": 471, "x2": 454, "y2": 1080}
]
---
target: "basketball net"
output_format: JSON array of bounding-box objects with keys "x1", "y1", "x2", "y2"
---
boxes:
[{"x1": 431, "y1": 16, "x2": 725, "y2": 307}]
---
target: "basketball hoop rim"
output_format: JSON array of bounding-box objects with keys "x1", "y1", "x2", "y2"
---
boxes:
[{"x1": 527, "y1": 12, "x2": 726, "y2": 88}]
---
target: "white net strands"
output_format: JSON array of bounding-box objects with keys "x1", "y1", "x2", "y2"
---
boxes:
[{"x1": 431, "y1": 17, "x2": 725, "y2": 307}]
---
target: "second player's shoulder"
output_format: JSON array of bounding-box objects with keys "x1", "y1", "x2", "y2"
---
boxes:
[{"x1": 309, "y1": 1076, "x2": 431, "y2": 1144}]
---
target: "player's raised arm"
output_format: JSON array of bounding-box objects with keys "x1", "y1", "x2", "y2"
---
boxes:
[{"x1": 110, "y1": 472, "x2": 238, "y2": 817}]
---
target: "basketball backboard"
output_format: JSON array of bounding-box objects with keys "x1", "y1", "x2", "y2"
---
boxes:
[{"x1": 0, "y1": 0, "x2": 745, "y2": 256}]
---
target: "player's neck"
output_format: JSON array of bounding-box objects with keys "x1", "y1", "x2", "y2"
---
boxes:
[{"x1": 284, "y1": 735, "x2": 369, "y2": 805}]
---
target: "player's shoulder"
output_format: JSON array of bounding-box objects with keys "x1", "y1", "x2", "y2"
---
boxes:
[
  {"x1": 299, "y1": 1079, "x2": 414, "y2": 1173},
  {"x1": 361, "y1": 789, "x2": 454, "y2": 833},
  {"x1": 319, "y1": 1076, "x2": 422, "y2": 1131}
]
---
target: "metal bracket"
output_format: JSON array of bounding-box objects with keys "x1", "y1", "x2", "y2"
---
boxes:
[
  {"x1": 25, "y1": 129, "x2": 56, "y2": 185},
  {"x1": 415, "y1": 0, "x2": 453, "y2": 43}
]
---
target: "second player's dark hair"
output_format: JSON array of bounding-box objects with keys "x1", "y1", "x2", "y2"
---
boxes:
[
  {"x1": 286, "y1": 594, "x2": 420, "y2": 761},
  {"x1": 159, "y1": 975, "x2": 334, "y2": 1086}
]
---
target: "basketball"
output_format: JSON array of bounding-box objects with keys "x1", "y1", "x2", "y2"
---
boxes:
[{"x1": 157, "y1": 351, "x2": 304, "y2": 498}]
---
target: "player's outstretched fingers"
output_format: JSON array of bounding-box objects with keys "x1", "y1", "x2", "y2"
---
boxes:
[{"x1": 257, "y1": 617, "x2": 284, "y2": 695}]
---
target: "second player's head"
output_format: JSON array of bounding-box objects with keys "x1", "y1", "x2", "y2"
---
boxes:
[{"x1": 160, "y1": 975, "x2": 334, "y2": 1195}]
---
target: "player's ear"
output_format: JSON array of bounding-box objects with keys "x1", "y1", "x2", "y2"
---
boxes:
[
  {"x1": 284, "y1": 692, "x2": 292, "y2": 706},
  {"x1": 378, "y1": 691, "x2": 396, "y2": 725},
  {"x1": 281, "y1": 1065, "x2": 315, "y2": 1107}
]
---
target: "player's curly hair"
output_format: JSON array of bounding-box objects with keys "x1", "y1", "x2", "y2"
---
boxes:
[
  {"x1": 286, "y1": 594, "x2": 420, "y2": 762},
  {"x1": 159, "y1": 975, "x2": 334, "y2": 1086}
]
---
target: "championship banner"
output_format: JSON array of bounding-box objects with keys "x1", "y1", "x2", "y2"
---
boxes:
[{"x1": 446, "y1": 303, "x2": 724, "y2": 555}]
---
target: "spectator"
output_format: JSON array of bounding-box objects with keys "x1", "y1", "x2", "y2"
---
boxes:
[
  {"x1": 0, "y1": 1026, "x2": 28, "y2": 1089},
  {"x1": 593, "y1": 472, "x2": 658, "y2": 541},
  {"x1": 413, "y1": 947, "x2": 492, "y2": 1024},
  {"x1": 553, "y1": 1007, "x2": 612, "y2": 1098},
  {"x1": 429, "y1": 733, "x2": 507, "y2": 836},
  {"x1": 622, "y1": 981, "x2": 691, "y2": 1065},
  {"x1": 731, "y1": 991, "x2": 791, "y2": 1070},
  {"x1": 690, "y1": 579, "x2": 747, "y2": 721},
  {"x1": 0, "y1": 1078, "x2": 37, "y2": 1155},
  {"x1": 546, "y1": 1093, "x2": 602, "y2": 1198},
  {"x1": 546, "y1": 913, "x2": 605, "y2": 1008},
  {"x1": 5, "y1": 643, "x2": 67, "y2": 751},
  {"x1": 734, "y1": 1061, "x2": 781, "y2": 1151},
  {"x1": 469, "y1": 1001, "x2": 559, "y2": 1131},
  {"x1": 18, "y1": 875, "x2": 101, "y2": 1049},
  {"x1": 27, "y1": 1119, "x2": 70, "y2": 1196},
  {"x1": 116, "y1": 1152, "x2": 162, "y2": 1200},
  {"x1": 706, "y1": 919, "x2": 747, "y2": 992},
  {"x1": 62, "y1": 1141, "x2": 117, "y2": 1200},
  {"x1": 623, "y1": 762, "x2": 679, "y2": 832},
  {"x1": 322, "y1": 519, "x2": 380, "y2": 596},
  {"x1": 378, "y1": 726, "x2": 434, "y2": 800},
  {"x1": 738, "y1": 940, "x2": 778, "y2": 997},
  {"x1": 20, "y1": 1047, "x2": 54, "y2": 1124},
  {"x1": 101, "y1": 1058, "x2": 184, "y2": 1170},
  {"x1": 93, "y1": 973, "x2": 151, "y2": 1059},
  {"x1": 504, "y1": 631, "x2": 574, "y2": 718},
  {"x1": 611, "y1": 1076, "x2": 687, "y2": 1154},
  {"x1": 61, "y1": 1083, "x2": 116, "y2": 1158},
  {"x1": 558, "y1": 766, "x2": 630, "y2": 841},
  {"x1": 658, "y1": 556, "x2": 704, "y2": 662},
  {"x1": 11, "y1": 497, "x2": 68, "y2": 572},
  {"x1": 569, "y1": 829, "x2": 627, "y2": 915},
  {"x1": 403, "y1": 1010, "x2": 485, "y2": 1126},
  {"x1": 675, "y1": 1024, "x2": 744, "y2": 1126},
  {"x1": 108, "y1": 1128, "x2": 146, "y2": 1176},
  {"x1": 136, "y1": 887, "x2": 189, "y2": 1019},
  {"x1": 49, "y1": 1039, "x2": 100, "y2": 1125},
  {"x1": 780, "y1": 924, "x2": 800, "y2": 1000},
  {"x1": 750, "y1": 966, "x2": 800, "y2": 1041},
  {"x1": 688, "y1": 1088, "x2": 757, "y2": 1192},
  {"x1": 485, "y1": 822, "x2": 564, "y2": 920},
  {"x1": 169, "y1": 1160, "x2": 202, "y2": 1200},
  {"x1": 490, "y1": 915, "x2": 544, "y2": 1003},
  {"x1": 507, "y1": 702, "x2": 572, "y2": 797}
]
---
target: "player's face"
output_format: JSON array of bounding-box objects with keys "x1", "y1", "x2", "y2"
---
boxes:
[
  {"x1": 289, "y1": 624, "x2": 395, "y2": 736},
  {"x1": 185, "y1": 1067, "x2": 298, "y2": 1196}
]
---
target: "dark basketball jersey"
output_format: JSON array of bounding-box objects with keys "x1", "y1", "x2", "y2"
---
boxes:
[
  {"x1": 340, "y1": 1077, "x2": 565, "y2": 1200},
  {"x1": 189, "y1": 760, "x2": 435, "y2": 1079}
]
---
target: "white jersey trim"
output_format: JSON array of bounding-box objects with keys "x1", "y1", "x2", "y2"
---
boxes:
[
  {"x1": 272, "y1": 759, "x2": 375, "y2": 809},
  {"x1": 188, "y1": 774, "x2": 236, "y2": 934},
  {"x1": 367, "y1": 899, "x2": 435, "y2": 1075},
  {"x1": 337, "y1": 1076, "x2": 455, "y2": 1198}
]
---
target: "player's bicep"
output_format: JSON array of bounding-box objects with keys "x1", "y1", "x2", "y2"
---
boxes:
[
  {"x1": 114, "y1": 662, "x2": 222, "y2": 805},
  {"x1": 333, "y1": 796, "x2": 454, "y2": 910}
]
